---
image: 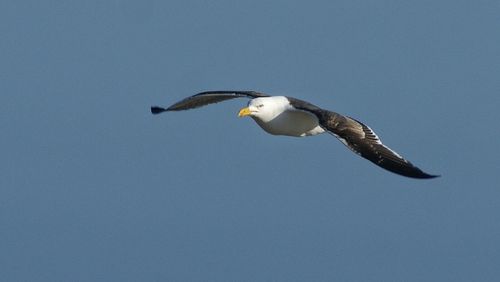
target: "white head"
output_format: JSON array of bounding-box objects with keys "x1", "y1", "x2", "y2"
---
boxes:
[{"x1": 237, "y1": 96, "x2": 290, "y2": 122}]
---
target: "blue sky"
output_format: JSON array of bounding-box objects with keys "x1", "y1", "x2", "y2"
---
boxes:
[{"x1": 1, "y1": 1, "x2": 499, "y2": 281}]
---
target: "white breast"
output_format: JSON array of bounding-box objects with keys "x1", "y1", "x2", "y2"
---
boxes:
[{"x1": 252, "y1": 109, "x2": 325, "y2": 137}]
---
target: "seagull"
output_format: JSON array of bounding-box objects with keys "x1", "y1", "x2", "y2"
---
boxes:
[{"x1": 151, "y1": 91, "x2": 439, "y2": 179}]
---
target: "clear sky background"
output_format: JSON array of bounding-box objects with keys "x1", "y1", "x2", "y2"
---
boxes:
[{"x1": 1, "y1": 1, "x2": 499, "y2": 281}]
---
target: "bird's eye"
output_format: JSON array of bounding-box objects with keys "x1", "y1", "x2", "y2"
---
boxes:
[{"x1": 257, "y1": 104, "x2": 264, "y2": 108}]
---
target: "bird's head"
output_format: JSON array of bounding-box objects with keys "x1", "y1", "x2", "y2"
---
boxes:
[{"x1": 238, "y1": 96, "x2": 289, "y2": 122}]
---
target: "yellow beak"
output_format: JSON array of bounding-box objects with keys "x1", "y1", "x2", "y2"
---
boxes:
[{"x1": 238, "y1": 107, "x2": 252, "y2": 117}]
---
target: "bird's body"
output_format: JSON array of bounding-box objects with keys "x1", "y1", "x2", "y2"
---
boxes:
[
  {"x1": 151, "y1": 91, "x2": 439, "y2": 179},
  {"x1": 243, "y1": 96, "x2": 324, "y2": 137}
]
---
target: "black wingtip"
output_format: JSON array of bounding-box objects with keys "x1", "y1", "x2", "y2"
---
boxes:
[
  {"x1": 393, "y1": 167, "x2": 441, "y2": 179},
  {"x1": 418, "y1": 173, "x2": 441, "y2": 179},
  {"x1": 151, "y1": 106, "x2": 167, "y2": 114},
  {"x1": 403, "y1": 168, "x2": 441, "y2": 179}
]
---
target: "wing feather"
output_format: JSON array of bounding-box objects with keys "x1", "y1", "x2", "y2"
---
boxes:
[
  {"x1": 151, "y1": 91, "x2": 269, "y2": 114},
  {"x1": 316, "y1": 110, "x2": 438, "y2": 179}
]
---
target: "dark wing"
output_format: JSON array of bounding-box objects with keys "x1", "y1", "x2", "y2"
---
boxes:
[
  {"x1": 311, "y1": 108, "x2": 439, "y2": 179},
  {"x1": 151, "y1": 90, "x2": 269, "y2": 114},
  {"x1": 325, "y1": 113, "x2": 438, "y2": 179}
]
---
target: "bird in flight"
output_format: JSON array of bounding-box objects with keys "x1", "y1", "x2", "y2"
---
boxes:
[{"x1": 151, "y1": 90, "x2": 439, "y2": 179}]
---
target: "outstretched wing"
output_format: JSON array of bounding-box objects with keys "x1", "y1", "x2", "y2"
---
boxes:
[
  {"x1": 151, "y1": 90, "x2": 269, "y2": 114},
  {"x1": 316, "y1": 110, "x2": 438, "y2": 179}
]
